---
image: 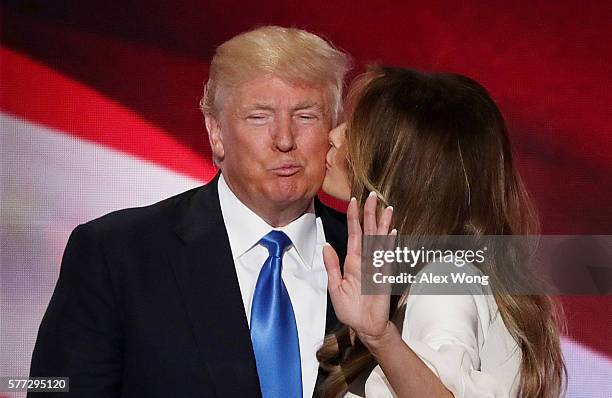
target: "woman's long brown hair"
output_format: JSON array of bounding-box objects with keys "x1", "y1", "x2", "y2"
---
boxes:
[{"x1": 317, "y1": 67, "x2": 566, "y2": 397}]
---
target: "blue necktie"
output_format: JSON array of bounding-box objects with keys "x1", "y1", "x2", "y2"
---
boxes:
[{"x1": 250, "y1": 230, "x2": 303, "y2": 398}]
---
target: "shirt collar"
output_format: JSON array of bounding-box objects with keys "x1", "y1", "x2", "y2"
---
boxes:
[{"x1": 217, "y1": 173, "x2": 318, "y2": 268}]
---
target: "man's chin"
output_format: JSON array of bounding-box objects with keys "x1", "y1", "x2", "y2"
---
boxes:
[
  {"x1": 266, "y1": 193, "x2": 312, "y2": 208},
  {"x1": 264, "y1": 183, "x2": 316, "y2": 208}
]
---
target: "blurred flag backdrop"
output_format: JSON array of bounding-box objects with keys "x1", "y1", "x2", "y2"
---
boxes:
[{"x1": 1, "y1": 1, "x2": 611, "y2": 397}]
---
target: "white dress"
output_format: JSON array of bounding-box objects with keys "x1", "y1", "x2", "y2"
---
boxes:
[{"x1": 345, "y1": 262, "x2": 522, "y2": 398}]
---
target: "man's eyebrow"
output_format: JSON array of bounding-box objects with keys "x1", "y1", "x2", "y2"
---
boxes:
[
  {"x1": 239, "y1": 101, "x2": 325, "y2": 113},
  {"x1": 240, "y1": 103, "x2": 275, "y2": 112},
  {"x1": 292, "y1": 101, "x2": 324, "y2": 112}
]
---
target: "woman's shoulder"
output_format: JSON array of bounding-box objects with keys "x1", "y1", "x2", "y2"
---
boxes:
[
  {"x1": 397, "y1": 261, "x2": 521, "y2": 397},
  {"x1": 405, "y1": 260, "x2": 495, "y2": 318}
]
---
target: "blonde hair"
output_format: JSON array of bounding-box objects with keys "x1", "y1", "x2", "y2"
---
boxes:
[{"x1": 199, "y1": 25, "x2": 351, "y2": 124}]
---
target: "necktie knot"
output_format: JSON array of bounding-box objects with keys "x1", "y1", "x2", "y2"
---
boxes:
[{"x1": 259, "y1": 230, "x2": 292, "y2": 258}]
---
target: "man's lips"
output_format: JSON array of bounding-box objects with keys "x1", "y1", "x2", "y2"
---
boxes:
[{"x1": 270, "y1": 164, "x2": 303, "y2": 176}]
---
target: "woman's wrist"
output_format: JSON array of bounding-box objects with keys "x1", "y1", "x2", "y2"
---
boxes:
[{"x1": 357, "y1": 322, "x2": 401, "y2": 355}]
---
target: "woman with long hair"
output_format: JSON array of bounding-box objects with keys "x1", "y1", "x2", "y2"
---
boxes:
[{"x1": 318, "y1": 67, "x2": 566, "y2": 397}]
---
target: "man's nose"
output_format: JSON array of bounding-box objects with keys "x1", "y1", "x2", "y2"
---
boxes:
[{"x1": 273, "y1": 116, "x2": 296, "y2": 152}]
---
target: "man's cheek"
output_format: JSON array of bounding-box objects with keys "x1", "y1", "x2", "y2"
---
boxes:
[{"x1": 306, "y1": 137, "x2": 330, "y2": 156}]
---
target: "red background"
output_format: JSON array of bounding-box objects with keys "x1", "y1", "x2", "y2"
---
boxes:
[{"x1": 1, "y1": 0, "x2": 611, "y2": 387}]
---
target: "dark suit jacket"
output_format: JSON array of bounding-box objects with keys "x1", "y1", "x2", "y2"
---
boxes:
[{"x1": 29, "y1": 173, "x2": 347, "y2": 397}]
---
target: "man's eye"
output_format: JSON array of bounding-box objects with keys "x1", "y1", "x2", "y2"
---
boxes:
[
  {"x1": 297, "y1": 114, "x2": 318, "y2": 121},
  {"x1": 246, "y1": 115, "x2": 269, "y2": 124}
]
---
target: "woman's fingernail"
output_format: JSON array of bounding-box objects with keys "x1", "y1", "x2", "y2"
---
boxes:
[
  {"x1": 324, "y1": 242, "x2": 332, "y2": 247},
  {"x1": 350, "y1": 197, "x2": 357, "y2": 203},
  {"x1": 390, "y1": 229, "x2": 398, "y2": 235},
  {"x1": 369, "y1": 191, "x2": 377, "y2": 197},
  {"x1": 387, "y1": 205, "x2": 394, "y2": 211}
]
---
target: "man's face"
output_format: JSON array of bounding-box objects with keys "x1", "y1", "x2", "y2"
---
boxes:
[{"x1": 207, "y1": 76, "x2": 331, "y2": 217}]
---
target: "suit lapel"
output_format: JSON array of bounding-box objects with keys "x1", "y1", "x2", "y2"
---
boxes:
[
  {"x1": 315, "y1": 197, "x2": 347, "y2": 334},
  {"x1": 313, "y1": 198, "x2": 348, "y2": 396},
  {"x1": 168, "y1": 174, "x2": 261, "y2": 397}
]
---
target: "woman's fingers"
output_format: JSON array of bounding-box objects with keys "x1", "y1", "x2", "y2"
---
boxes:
[
  {"x1": 323, "y1": 243, "x2": 342, "y2": 294},
  {"x1": 344, "y1": 193, "x2": 394, "y2": 284},
  {"x1": 346, "y1": 197, "x2": 362, "y2": 257},
  {"x1": 377, "y1": 205, "x2": 394, "y2": 235},
  {"x1": 364, "y1": 192, "x2": 394, "y2": 237},
  {"x1": 363, "y1": 191, "x2": 378, "y2": 235}
]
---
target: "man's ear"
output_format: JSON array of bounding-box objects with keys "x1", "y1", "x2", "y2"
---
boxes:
[{"x1": 205, "y1": 113, "x2": 225, "y2": 163}]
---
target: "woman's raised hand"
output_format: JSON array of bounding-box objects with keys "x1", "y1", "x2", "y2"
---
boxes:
[{"x1": 323, "y1": 192, "x2": 396, "y2": 342}]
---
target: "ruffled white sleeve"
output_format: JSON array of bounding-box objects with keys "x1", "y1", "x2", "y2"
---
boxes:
[{"x1": 400, "y1": 266, "x2": 521, "y2": 398}]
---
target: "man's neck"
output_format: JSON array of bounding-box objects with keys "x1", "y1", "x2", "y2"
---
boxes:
[{"x1": 254, "y1": 200, "x2": 315, "y2": 228}]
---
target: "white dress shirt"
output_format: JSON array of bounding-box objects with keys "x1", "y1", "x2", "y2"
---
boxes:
[
  {"x1": 217, "y1": 174, "x2": 329, "y2": 398},
  {"x1": 345, "y1": 262, "x2": 521, "y2": 398}
]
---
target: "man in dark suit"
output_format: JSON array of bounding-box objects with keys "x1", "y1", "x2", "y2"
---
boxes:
[{"x1": 29, "y1": 25, "x2": 351, "y2": 397}]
